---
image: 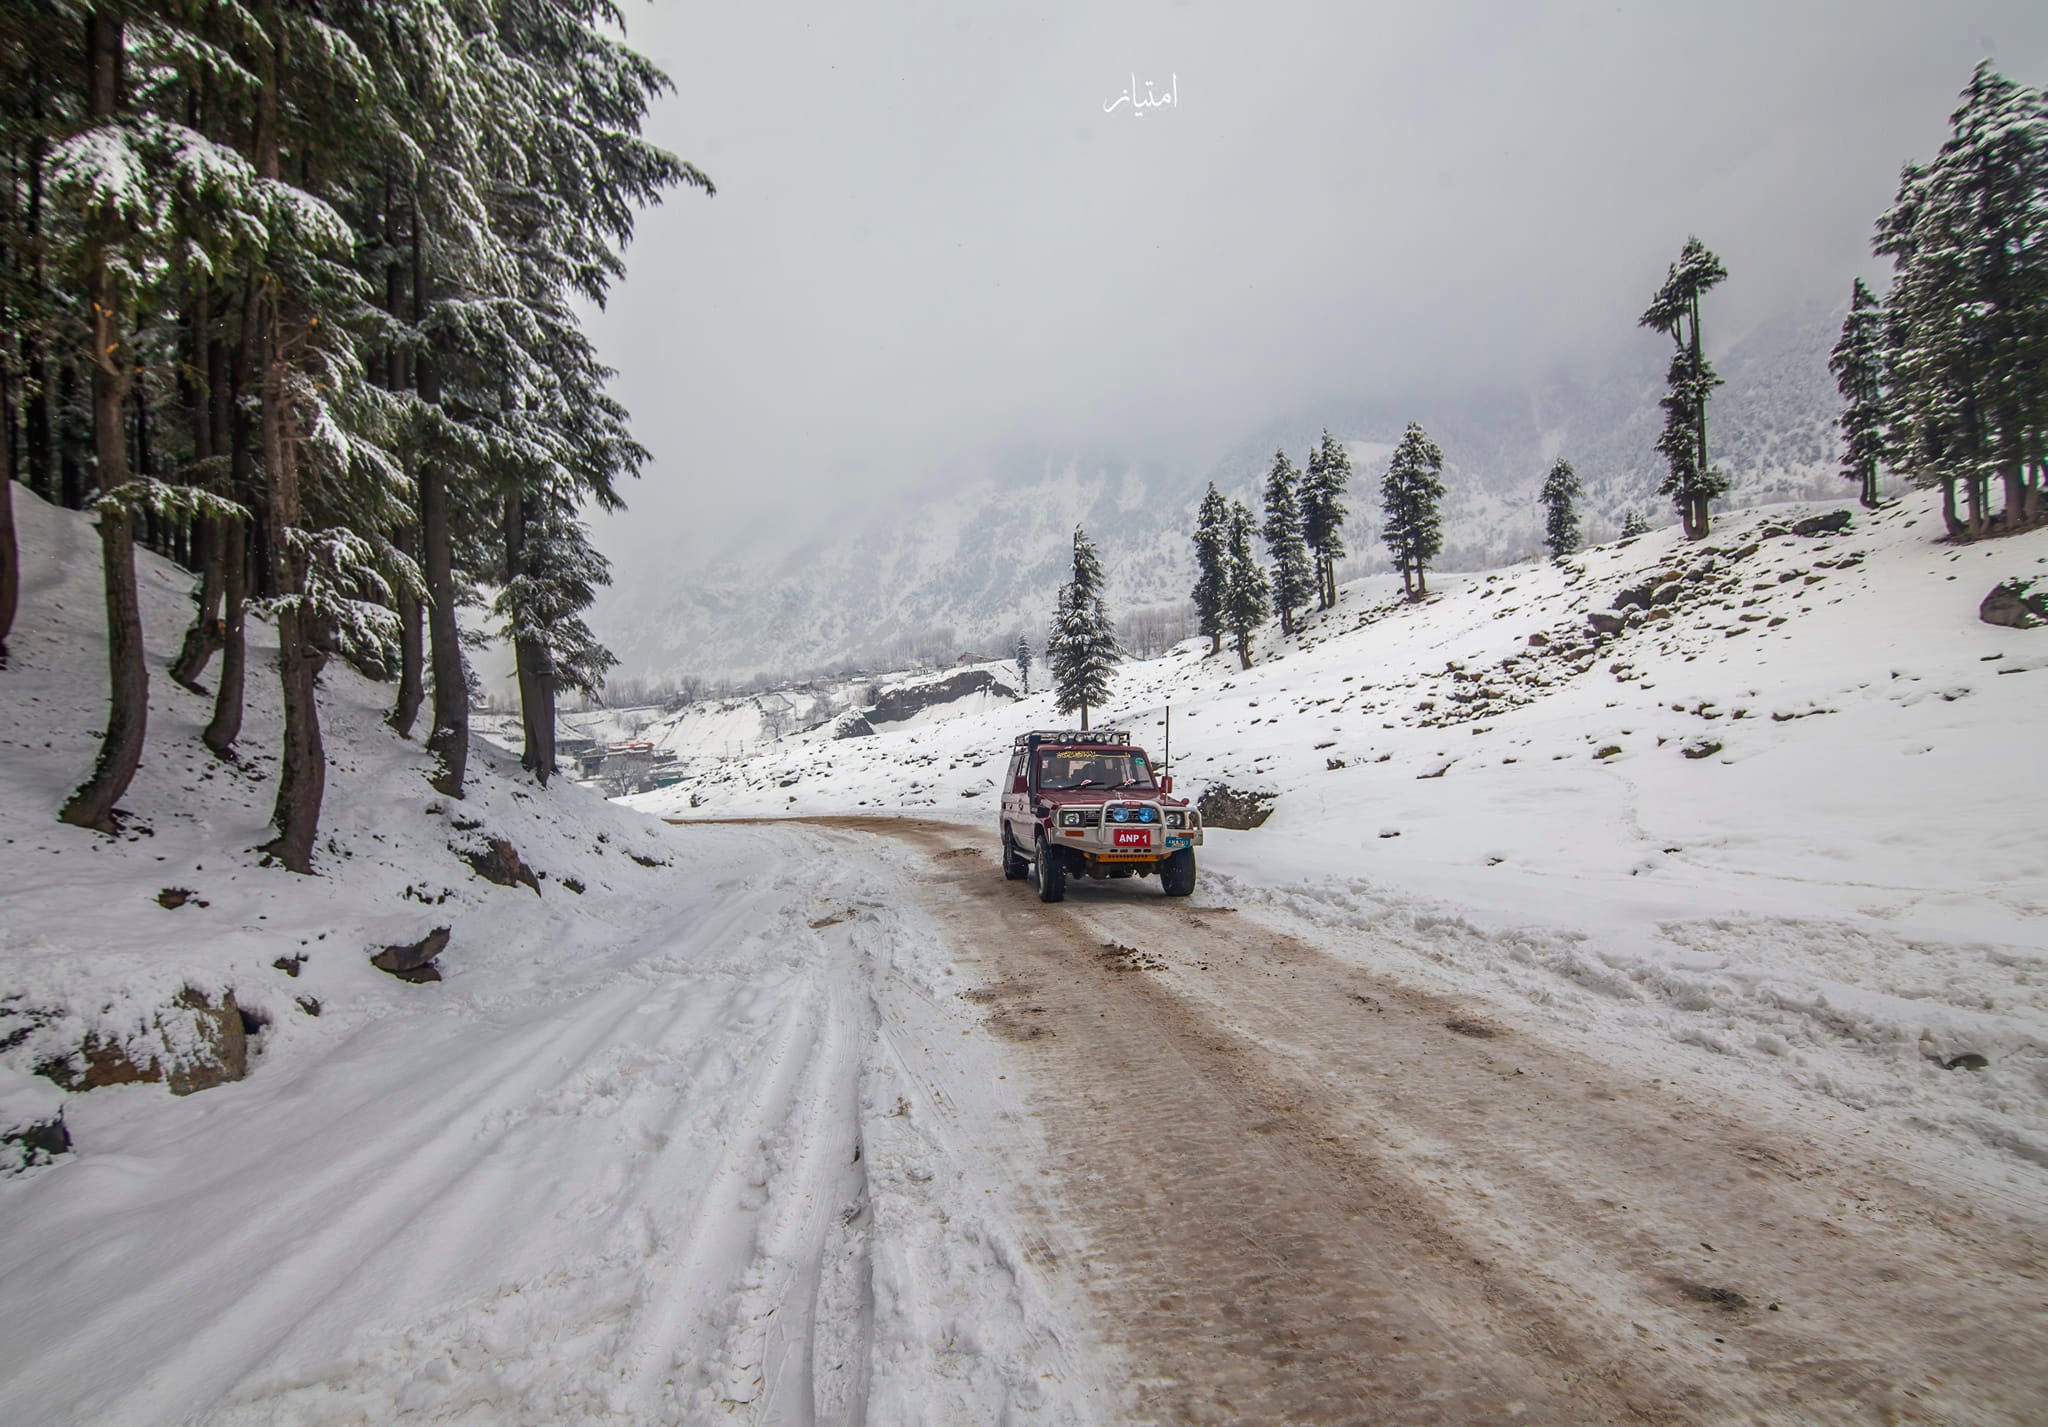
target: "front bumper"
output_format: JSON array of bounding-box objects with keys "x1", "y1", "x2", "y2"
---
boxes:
[{"x1": 1049, "y1": 802, "x2": 1201, "y2": 861}]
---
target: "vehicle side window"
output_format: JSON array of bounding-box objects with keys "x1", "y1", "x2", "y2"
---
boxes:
[{"x1": 1007, "y1": 752, "x2": 1026, "y2": 793}]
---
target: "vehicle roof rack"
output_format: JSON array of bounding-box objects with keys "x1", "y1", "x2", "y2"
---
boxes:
[{"x1": 1015, "y1": 728, "x2": 1131, "y2": 748}]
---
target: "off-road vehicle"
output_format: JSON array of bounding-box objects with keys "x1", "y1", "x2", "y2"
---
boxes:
[{"x1": 998, "y1": 728, "x2": 1201, "y2": 902}]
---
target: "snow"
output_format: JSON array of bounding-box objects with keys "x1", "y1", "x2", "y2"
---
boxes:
[
  {"x1": 0, "y1": 493, "x2": 1109, "y2": 1424},
  {"x1": 4, "y1": 484, "x2": 2046, "y2": 1421},
  {"x1": 636, "y1": 492, "x2": 2048, "y2": 1200}
]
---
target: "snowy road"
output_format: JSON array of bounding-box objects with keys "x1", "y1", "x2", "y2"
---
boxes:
[
  {"x1": 5, "y1": 815, "x2": 2044, "y2": 1425},
  {"x1": 817, "y1": 816, "x2": 2048, "y2": 1426}
]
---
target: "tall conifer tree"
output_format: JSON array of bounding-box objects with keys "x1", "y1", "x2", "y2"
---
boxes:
[
  {"x1": 1261, "y1": 449, "x2": 1312, "y2": 636},
  {"x1": 1047, "y1": 526, "x2": 1119, "y2": 730},
  {"x1": 1380, "y1": 422, "x2": 1445, "y2": 600},
  {"x1": 1190, "y1": 482, "x2": 1229, "y2": 656},
  {"x1": 1300, "y1": 429, "x2": 1350, "y2": 609},
  {"x1": 1222, "y1": 499, "x2": 1268, "y2": 670},
  {"x1": 1639, "y1": 237, "x2": 1729, "y2": 539},
  {"x1": 1540, "y1": 457, "x2": 1581, "y2": 559},
  {"x1": 1830, "y1": 277, "x2": 1888, "y2": 509}
]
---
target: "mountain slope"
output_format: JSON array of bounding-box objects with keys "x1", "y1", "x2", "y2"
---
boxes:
[
  {"x1": 634, "y1": 489, "x2": 2048, "y2": 1194},
  {"x1": 603, "y1": 312, "x2": 1848, "y2": 682}
]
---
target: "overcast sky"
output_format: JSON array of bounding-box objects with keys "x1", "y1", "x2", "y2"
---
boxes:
[{"x1": 581, "y1": 0, "x2": 2048, "y2": 576}]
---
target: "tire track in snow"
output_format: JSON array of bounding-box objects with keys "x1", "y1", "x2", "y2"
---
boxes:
[{"x1": 828, "y1": 815, "x2": 2048, "y2": 1427}]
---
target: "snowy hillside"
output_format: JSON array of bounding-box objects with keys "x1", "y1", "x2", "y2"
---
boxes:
[
  {"x1": 0, "y1": 496, "x2": 1113, "y2": 1424},
  {"x1": 601, "y1": 313, "x2": 1845, "y2": 683},
  {"x1": 636, "y1": 490, "x2": 2048, "y2": 1193}
]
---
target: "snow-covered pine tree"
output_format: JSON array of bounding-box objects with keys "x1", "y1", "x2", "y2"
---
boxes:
[
  {"x1": 1874, "y1": 63, "x2": 2047, "y2": 536},
  {"x1": 1047, "y1": 526, "x2": 1120, "y2": 730},
  {"x1": 1829, "y1": 277, "x2": 1888, "y2": 510},
  {"x1": 1380, "y1": 422, "x2": 1445, "y2": 600},
  {"x1": 1540, "y1": 457, "x2": 1581, "y2": 560},
  {"x1": 1223, "y1": 499, "x2": 1268, "y2": 670},
  {"x1": 1638, "y1": 237, "x2": 1729, "y2": 540},
  {"x1": 1014, "y1": 633, "x2": 1032, "y2": 693},
  {"x1": 1620, "y1": 509, "x2": 1650, "y2": 539},
  {"x1": 1300, "y1": 429, "x2": 1350, "y2": 610},
  {"x1": 1190, "y1": 482, "x2": 1229, "y2": 656},
  {"x1": 1261, "y1": 449, "x2": 1312, "y2": 636}
]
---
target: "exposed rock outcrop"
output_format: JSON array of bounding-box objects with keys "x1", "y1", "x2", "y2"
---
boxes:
[
  {"x1": 1980, "y1": 579, "x2": 2047, "y2": 630},
  {"x1": 1198, "y1": 784, "x2": 1278, "y2": 830},
  {"x1": 865, "y1": 670, "x2": 1016, "y2": 726},
  {"x1": 373, "y1": 927, "x2": 451, "y2": 984},
  {"x1": 35, "y1": 987, "x2": 248, "y2": 1097}
]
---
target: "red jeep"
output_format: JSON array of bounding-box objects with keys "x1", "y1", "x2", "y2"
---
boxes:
[{"x1": 999, "y1": 729, "x2": 1201, "y2": 902}]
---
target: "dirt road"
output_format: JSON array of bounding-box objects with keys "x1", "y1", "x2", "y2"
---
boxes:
[{"x1": 803, "y1": 816, "x2": 2047, "y2": 1426}]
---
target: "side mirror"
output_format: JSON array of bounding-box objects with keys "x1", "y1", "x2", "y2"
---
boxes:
[{"x1": 1159, "y1": 774, "x2": 1174, "y2": 795}]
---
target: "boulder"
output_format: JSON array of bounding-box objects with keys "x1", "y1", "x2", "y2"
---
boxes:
[
  {"x1": 1791, "y1": 510, "x2": 1853, "y2": 537},
  {"x1": 1980, "y1": 579, "x2": 2047, "y2": 630},
  {"x1": 1587, "y1": 611, "x2": 1628, "y2": 637},
  {"x1": 1198, "y1": 783, "x2": 1277, "y2": 830},
  {"x1": 373, "y1": 926, "x2": 451, "y2": 984},
  {"x1": 35, "y1": 987, "x2": 248, "y2": 1097},
  {"x1": 832, "y1": 710, "x2": 876, "y2": 739},
  {"x1": 1, "y1": 1068, "x2": 69, "y2": 1172},
  {"x1": 460, "y1": 836, "x2": 541, "y2": 895}
]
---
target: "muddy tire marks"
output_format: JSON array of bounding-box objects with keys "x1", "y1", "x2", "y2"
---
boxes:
[{"x1": 806, "y1": 816, "x2": 2048, "y2": 1426}]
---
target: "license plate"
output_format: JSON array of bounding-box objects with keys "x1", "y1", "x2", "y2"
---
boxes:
[
  {"x1": 1166, "y1": 835, "x2": 1190, "y2": 849},
  {"x1": 1112, "y1": 828, "x2": 1151, "y2": 847}
]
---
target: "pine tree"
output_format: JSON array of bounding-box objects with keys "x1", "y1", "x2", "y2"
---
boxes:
[
  {"x1": 1829, "y1": 277, "x2": 1888, "y2": 510},
  {"x1": 1190, "y1": 482, "x2": 1229, "y2": 656},
  {"x1": 1620, "y1": 509, "x2": 1650, "y2": 539},
  {"x1": 1261, "y1": 449, "x2": 1312, "y2": 636},
  {"x1": 1540, "y1": 457, "x2": 1581, "y2": 560},
  {"x1": 1047, "y1": 526, "x2": 1119, "y2": 730},
  {"x1": 1380, "y1": 422, "x2": 1445, "y2": 600},
  {"x1": 1299, "y1": 429, "x2": 1350, "y2": 609},
  {"x1": 1014, "y1": 633, "x2": 1032, "y2": 694},
  {"x1": 1874, "y1": 63, "x2": 2048, "y2": 537},
  {"x1": 1222, "y1": 499, "x2": 1268, "y2": 670},
  {"x1": 1639, "y1": 236, "x2": 1730, "y2": 540}
]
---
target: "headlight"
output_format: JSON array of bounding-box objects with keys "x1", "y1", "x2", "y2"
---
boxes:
[
  {"x1": 1165, "y1": 811, "x2": 1186, "y2": 828},
  {"x1": 1059, "y1": 809, "x2": 1092, "y2": 827}
]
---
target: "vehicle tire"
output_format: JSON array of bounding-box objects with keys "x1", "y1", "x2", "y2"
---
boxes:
[
  {"x1": 1161, "y1": 847, "x2": 1196, "y2": 897},
  {"x1": 1001, "y1": 826, "x2": 1028, "y2": 881},
  {"x1": 1034, "y1": 834, "x2": 1066, "y2": 903}
]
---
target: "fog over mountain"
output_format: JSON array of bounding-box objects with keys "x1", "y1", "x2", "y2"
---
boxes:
[
  {"x1": 596, "y1": 306, "x2": 1843, "y2": 684},
  {"x1": 572, "y1": 2, "x2": 2048, "y2": 687}
]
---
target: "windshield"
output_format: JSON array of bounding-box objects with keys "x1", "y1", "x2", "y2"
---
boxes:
[{"x1": 1036, "y1": 748, "x2": 1156, "y2": 792}]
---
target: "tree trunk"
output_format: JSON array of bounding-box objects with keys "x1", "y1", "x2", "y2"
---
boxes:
[
  {"x1": 59, "y1": 361, "x2": 83, "y2": 509},
  {"x1": 1235, "y1": 629, "x2": 1251, "y2": 671},
  {"x1": 248, "y1": 23, "x2": 325, "y2": 875},
  {"x1": 61, "y1": 13, "x2": 147, "y2": 835},
  {"x1": 169, "y1": 517, "x2": 223, "y2": 690},
  {"x1": 388, "y1": 575, "x2": 424, "y2": 737},
  {"x1": 1939, "y1": 474, "x2": 1963, "y2": 539},
  {"x1": 170, "y1": 287, "x2": 223, "y2": 689},
  {"x1": 1, "y1": 355, "x2": 18, "y2": 665},
  {"x1": 25, "y1": 336, "x2": 53, "y2": 502},
  {"x1": 204, "y1": 515, "x2": 246, "y2": 756},
  {"x1": 506, "y1": 493, "x2": 555, "y2": 785},
  {"x1": 414, "y1": 192, "x2": 467, "y2": 796},
  {"x1": 1691, "y1": 491, "x2": 1711, "y2": 540}
]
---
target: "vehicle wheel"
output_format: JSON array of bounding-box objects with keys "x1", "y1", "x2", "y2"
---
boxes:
[
  {"x1": 1001, "y1": 826, "x2": 1028, "y2": 881},
  {"x1": 1161, "y1": 847, "x2": 1196, "y2": 897},
  {"x1": 1034, "y1": 834, "x2": 1066, "y2": 903}
]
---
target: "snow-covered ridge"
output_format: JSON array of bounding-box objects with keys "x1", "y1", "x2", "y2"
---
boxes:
[{"x1": 637, "y1": 491, "x2": 2048, "y2": 1195}]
